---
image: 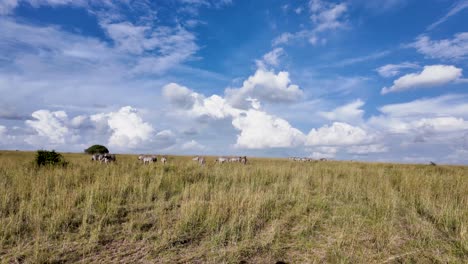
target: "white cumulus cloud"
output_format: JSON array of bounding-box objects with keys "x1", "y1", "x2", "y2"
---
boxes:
[
  {"x1": 306, "y1": 122, "x2": 373, "y2": 146},
  {"x1": 225, "y1": 69, "x2": 303, "y2": 109},
  {"x1": 162, "y1": 82, "x2": 200, "y2": 109},
  {"x1": 181, "y1": 139, "x2": 205, "y2": 150},
  {"x1": 19, "y1": 106, "x2": 175, "y2": 151},
  {"x1": 25, "y1": 110, "x2": 73, "y2": 145},
  {"x1": 319, "y1": 99, "x2": 364, "y2": 124},
  {"x1": 163, "y1": 80, "x2": 305, "y2": 149},
  {"x1": 232, "y1": 109, "x2": 305, "y2": 149},
  {"x1": 191, "y1": 94, "x2": 239, "y2": 119},
  {"x1": 368, "y1": 95, "x2": 468, "y2": 150},
  {"x1": 381, "y1": 65, "x2": 463, "y2": 94},
  {"x1": 91, "y1": 106, "x2": 155, "y2": 148}
]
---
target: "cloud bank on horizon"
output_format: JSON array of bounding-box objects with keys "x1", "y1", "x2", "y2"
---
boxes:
[{"x1": 0, "y1": 0, "x2": 468, "y2": 164}]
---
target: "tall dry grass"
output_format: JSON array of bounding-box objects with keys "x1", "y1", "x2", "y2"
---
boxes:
[{"x1": 0, "y1": 151, "x2": 467, "y2": 263}]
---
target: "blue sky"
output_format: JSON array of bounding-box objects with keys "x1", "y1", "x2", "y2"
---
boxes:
[{"x1": 1, "y1": 0, "x2": 468, "y2": 164}]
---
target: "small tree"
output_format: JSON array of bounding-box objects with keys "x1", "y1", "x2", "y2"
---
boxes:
[
  {"x1": 34, "y1": 150, "x2": 68, "y2": 167},
  {"x1": 84, "y1": 145, "x2": 109, "y2": 155}
]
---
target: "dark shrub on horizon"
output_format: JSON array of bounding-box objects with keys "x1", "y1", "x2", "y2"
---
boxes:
[
  {"x1": 34, "y1": 150, "x2": 68, "y2": 167},
  {"x1": 84, "y1": 145, "x2": 109, "y2": 155}
]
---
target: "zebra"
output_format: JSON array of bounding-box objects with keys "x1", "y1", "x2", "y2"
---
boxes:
[
  {"x1": 192, "y1": 156, "x2": 205, "y2": 166},
  {"x1": 144, "y1": 156, "x2": 157, "y2": 164},
  {"x1": 92, "y1": 153, "x2": 115, "y2": 163},
  {"x1": 161, "y1": 156, "x2": 167, "y2": 164},
  {"x1": 138, "y1": 155, "x2": 157, "y2": 164},
  {"x1": 229, "y1": 157, "x2": 241, "y2": 163},
  {"x1": 240, "y1": 156, "x2": 247, "y2": 165},
  {"x1": 91, "y1": 154, "x2": 103, "y2": 161},
  {"x1": 100, "y1": 153, "x2": 116, "y2": 163},
  {"x1": 198, "y1": 157, "x2": 206, "y2": 166},
  {"x1": 215, "y1": 157, "x2": 229, "y2": 164},
  {"x1": 290, "y1": 157, "x2": 314, "y2": 162}
]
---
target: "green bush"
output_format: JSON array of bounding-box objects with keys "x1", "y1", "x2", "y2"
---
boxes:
[
  {"x1": 34, "y1": 150, "x2": 68, "y2": 167},
  {"x1": 84, "y1": 145, "x2": 109, "y2": 155}
]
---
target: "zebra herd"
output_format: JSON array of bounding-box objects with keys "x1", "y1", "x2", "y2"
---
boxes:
[
  {"x1": 214, "y1": 156, "x2": 248, "y2": 164},
  {"x1": 90, "y1": 153, "x2": 248, "y2": 166},
  {"x1": 192, "y1": 156, "x2": 248, "y2": 165},
  {"x1": 91, "y1": 153, "x2": 168, "y2": 164},
  {"x1": 91, "y1": 153, "x2": 116, "y2": 163},
  {"x1": 289, "y1": 157, "x2": 328, "y2": 162},
  {"x1": 138, "y1": 155, "x2": 167, "y2": 165}
]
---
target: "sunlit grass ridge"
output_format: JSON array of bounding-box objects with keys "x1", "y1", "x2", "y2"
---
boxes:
[{"x1": 0, "y1": 151, "x2": 467, "y2": 263}]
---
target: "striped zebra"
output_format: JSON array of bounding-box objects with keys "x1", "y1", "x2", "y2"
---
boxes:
[
  {"x1": 229, "y1": 157, "x2": 241, "y2": 163},
  {"x1": 290, "y1": 157, "x2": 314, "y2": 162},
  {"x1": 100, "y1": 153, "x2": 116, "y2": 163},
  {"x1": 215, "y1": 157, "x2": 229, "y2": 164},
  {"x1": 198, "y1": 157, "x2": 206, "y2": 166},
  {"x1": 240, "y1": 156, "x2": 247, "y2": 165},
  {"x1": 192, "y1": 156, "x2": 206, "y2": 166},
  {"x1": 91, "y1": 154, "x2": 103, "y2": 161},
  {"x1": 138, "y1": 155, "x2": 157, "y2": 164},
  {"x1": 91, "y1": 153, "x2": 116, "y2": 163}
]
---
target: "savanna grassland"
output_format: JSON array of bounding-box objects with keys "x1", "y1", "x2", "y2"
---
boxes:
[{"x1": 0, "y1": 151, "x2": 467, "y2": 263}]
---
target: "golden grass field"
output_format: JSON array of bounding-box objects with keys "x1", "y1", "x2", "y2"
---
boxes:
[{"x1": 0, "y1": 150, "x2": 467, "y2": 263}]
